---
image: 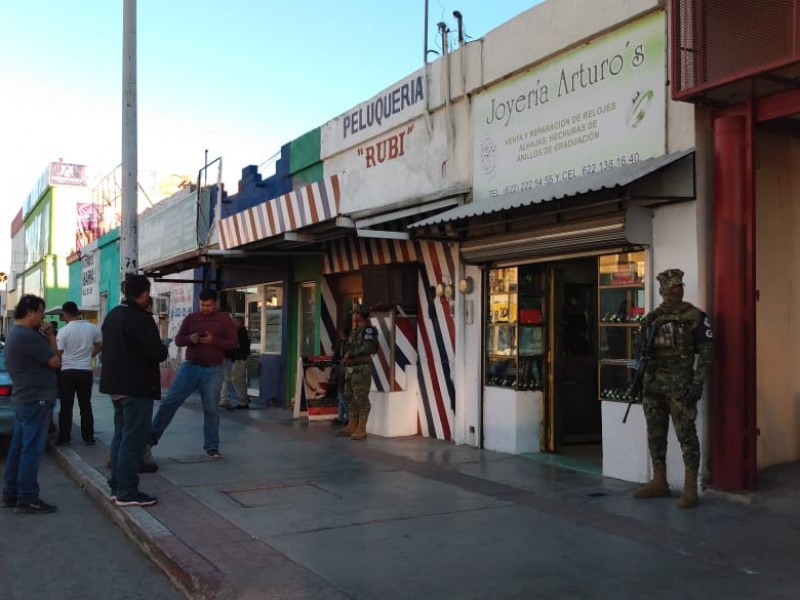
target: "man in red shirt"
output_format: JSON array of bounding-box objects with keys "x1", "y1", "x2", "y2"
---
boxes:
[{"x1": 147, "y1": 289, "x2": 238, "y2": 460}]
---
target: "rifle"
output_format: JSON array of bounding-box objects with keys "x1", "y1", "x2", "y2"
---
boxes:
[{"x1": 622, "y1": 322, "x2": 659, "y2": 423}]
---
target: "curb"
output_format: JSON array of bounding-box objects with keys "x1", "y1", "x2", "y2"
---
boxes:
[{"x1": 50, "y1": 444, "x2": 224, "y2": 600}]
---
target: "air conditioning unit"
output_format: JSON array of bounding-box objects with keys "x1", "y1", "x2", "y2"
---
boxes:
[{"x1": 153, "y1": 296, "x2": 169, "y2": 315}]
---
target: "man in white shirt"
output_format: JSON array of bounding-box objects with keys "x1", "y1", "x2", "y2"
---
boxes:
[{"x1": 55, "y1": 301, "x2": 102, "y2": 445}]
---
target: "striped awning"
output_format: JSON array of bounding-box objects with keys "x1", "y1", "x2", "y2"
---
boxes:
[{"x1": 219, "y1": 175, "x2": 341, "y2": 250}]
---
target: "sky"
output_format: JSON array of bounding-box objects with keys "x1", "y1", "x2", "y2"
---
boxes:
[{"x1": 0, "y1": 0, "x2": 542, "y2": 274}]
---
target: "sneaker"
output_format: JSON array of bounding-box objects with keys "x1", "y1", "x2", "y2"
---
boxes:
[
  {"x1": 138, "y1": 461, "x2": 159, "y2": 473},
  {"x1": 206, "y1": 449, "x2": 222, "y2": 459},
  {"x1": 15, "y1": 499, "x2": 57, "y2": 514},
  {"x1": 2, "y1": 495, "x2": 18, "y2": 508},
  {"x1": 115, "y1": 491, "x2": 158, "y2": 507},
  {"x1": 84, "y1": 438, "x2": 96, "y2": 446},
  {"x1": 219, "y1": 402, "x2": 233, "y2": 411},
  {"x1": 54, "y1": 439, "x2": 70, "y2": 447},
  {"x1": 235, "y1": 404, "x2": 250, "y2": 410}
]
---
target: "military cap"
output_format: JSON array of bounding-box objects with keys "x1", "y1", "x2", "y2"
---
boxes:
[
  {"x1": 656, "y1": 268, "x2": 684, "y2": 287},
  {"x1": 350, "y1": 303, "x2": 371, "y2": 316}
]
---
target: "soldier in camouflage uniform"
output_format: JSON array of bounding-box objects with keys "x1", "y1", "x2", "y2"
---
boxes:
[
  {"x1": 633, "y1": 269, "x2": 713, "y2": 508},
  {"x1": 336, "y1": 305, "x2": 378, "y2": 441}
]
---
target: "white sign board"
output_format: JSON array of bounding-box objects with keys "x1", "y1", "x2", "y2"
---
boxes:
[
  {"x1": 473, "y1": 12, "x2": 666, "y2": 202},
  {"x1": 321, "y1": 68, "x2": 427, "y2": 159},
  {"x1": 81, "y1": 245, "x2": 100, "y2": 310}
]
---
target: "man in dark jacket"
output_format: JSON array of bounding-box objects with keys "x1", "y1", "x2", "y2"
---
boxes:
[{"x1": 100, "y1": 275, "x2": 168, "y2": 507}]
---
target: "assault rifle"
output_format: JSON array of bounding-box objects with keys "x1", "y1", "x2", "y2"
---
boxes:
[{"x1": 622, "y1": 322, "x2": 660, "y2": 424}]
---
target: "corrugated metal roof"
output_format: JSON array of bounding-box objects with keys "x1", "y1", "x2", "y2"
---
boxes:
[{"x1": 409, "y1": 149, "x2": 694, "y2": 228}]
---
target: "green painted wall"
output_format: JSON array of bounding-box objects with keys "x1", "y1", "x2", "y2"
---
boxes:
[
  {"x1": 288, "y1": 128, "x2": 320, "y2": 174},
  {"x1": 284, "y1": 256, "x2": 324, "y2": 401},
  {"x1": 98, "y1": 230, "x2": 121, "y2": 309},
  {"x1": 67, "y1": 258, "x2": 82, "y2": 304}
]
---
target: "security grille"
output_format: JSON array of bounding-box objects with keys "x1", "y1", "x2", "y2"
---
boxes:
[{"x1": 672, "y1": 0, "x2": 800, "y2": 99}]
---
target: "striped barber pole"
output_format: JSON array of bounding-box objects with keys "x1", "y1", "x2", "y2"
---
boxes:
[
  {"x1": 219, "y1": 175, "x2": 341, "y2": 250},
  {"x1": 322, "y1": 237, "x2": 457, "y2": 440}
]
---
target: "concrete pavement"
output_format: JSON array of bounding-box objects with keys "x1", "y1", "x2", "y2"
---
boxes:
[{"x1": 51, "y1": 385, "x2": 800, "y2": 599}]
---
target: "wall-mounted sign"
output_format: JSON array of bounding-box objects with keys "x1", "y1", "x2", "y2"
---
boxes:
[
  {"x1": 322, "y1": 69, "x2": 427, "y2": 158},
  {"x1": 80, "y1": 244, "x2": 100, "y2": 310},
  {"x1": 473, "y1": 11, "x2": 666, "y2": 202}
]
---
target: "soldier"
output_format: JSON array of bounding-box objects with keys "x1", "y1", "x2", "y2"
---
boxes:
[
  {"x1": 336, "y1": 304, "x2": 378, "y2": 441},
  {"x1": 633, "y1": 269, "x2": 713, "y2": 508}
]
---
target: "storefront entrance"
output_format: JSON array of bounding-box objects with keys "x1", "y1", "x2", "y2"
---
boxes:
[{"x1": 485, "y1": 251, "x2": 646, "y2": 468}]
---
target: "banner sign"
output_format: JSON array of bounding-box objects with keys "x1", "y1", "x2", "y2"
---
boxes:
[
  {"x1": 80, "y1": 244, "x2": 100, "y2": 310},
  {"x1": 473, "y1": 12, "x2": 666, "y2": 202}
]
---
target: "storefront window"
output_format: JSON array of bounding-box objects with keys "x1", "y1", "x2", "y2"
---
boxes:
[
  {"x1": 597, "y1": 251, "x2": 646, "y2": 401},
  {"x1": 486, "y1": 266, "x2": 544, "y2": 389},
  {"x1": 264, "y1": 283, "x2": 283, "y2": 355}
]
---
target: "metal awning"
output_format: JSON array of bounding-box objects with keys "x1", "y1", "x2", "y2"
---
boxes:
[
  {"x1": 409, "y1": 149, "x2": 695, "y2": 229},
  {"x1": 218, "y1": 175, "x2": 344, "y2": 250}
]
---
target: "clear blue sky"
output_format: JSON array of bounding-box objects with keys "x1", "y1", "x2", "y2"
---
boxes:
[{"x1": 0, "y1": 0, "x2": 542, "y2": 272}]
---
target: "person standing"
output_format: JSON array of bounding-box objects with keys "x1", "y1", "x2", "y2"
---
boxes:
[
  {"x1": 331, "y1": 328, "x2": 349, "y2": 425},
  {"x1": 632, "y1": 269, "x2": 713, "y2": 508},
  {"x1": 100, "y1": 275, "x2": 168, "y2": 507},
  {"x1": 2, "y1": 294, "x2": 61, "y2": 514},
  {"x1": 219, "y1": 316, "x2": 251, "y2": 410},
  {"x1": 336, "y1": 305, "x2": 378, "y2": 441},
  {"x1": 148, "y1": 289, "x2": 238, "y2": 460},
  {"x1": 55, "y1": 301, "x2": 102, "y2": 446}
]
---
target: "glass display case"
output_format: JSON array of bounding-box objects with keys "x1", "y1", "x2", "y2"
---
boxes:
[
  {"x1": 486, "y1": 266, "x2": 545, "y2": 389},
  {"x1": 597, "y1": 251, "x2": 646, "y2": 401}
]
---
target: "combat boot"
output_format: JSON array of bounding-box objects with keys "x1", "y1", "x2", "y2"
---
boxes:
[
  {"x1": 678, "y1": 468, "x2": 699, "y2": 508},
  {"x1": 336, "y1": 413, "x2": 358, "y2": 437},
  {"x1": 633, "y1": 464, "x2": 670, "y2": 499},
  {"x1": 350, "y1": 409, "x2": 369, "y2": 441}
]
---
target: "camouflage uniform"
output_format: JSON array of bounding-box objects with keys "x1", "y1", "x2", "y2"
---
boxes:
[
  {"x1": 343, "y1": 315, "x2": 378, "y2": 425},
  {"x1": 641, "y1": 271, "x2": 713, "y2": 471}
]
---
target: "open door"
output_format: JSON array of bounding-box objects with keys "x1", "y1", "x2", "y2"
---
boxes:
[
  {"x1": 542, "y1": 267, "x2": 564, "y2": 452},
  {"x1": 542, "y1": 258, "x2": 601, "y2": 457}
]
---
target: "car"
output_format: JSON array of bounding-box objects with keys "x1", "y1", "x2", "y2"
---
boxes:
[{"x1": 0, "y1": 349, "x2": 14, "y2": 436}]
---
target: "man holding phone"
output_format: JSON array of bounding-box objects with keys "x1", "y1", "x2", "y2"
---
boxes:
[{"x1": 146, "y1": 289, "x2": 238, "y2": 462}]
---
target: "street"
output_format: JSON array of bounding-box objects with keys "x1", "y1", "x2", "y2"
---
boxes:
[{"x1": 0, "y1": 446, "x2": 182, "y2": 600}]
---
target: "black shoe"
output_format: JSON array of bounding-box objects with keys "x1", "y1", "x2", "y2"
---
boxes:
[
  {"x1": 138, "y1": 461, "x2": 158, "y2": 473},
  {"x1": 15, "y1": 499, "x2": 57, "y2": 514},
  {"x1": 2, "y1": 495, "x2": 17, "y2": 508},
  {"x1": 206, "y1": 449, "x2": 222, "y2": 459},
  {"x1": 115, "y1": 491, "x2": 158, "y2": 507},
  {"x1": 84, "y1": 438, "x2": 96, "y2": 446},
  {"x1": 235, "y1": 404, "x2": 250, "y2": 410},
  {"x1": 54, "y1": 439, "x2": 70, "y2": 447}
]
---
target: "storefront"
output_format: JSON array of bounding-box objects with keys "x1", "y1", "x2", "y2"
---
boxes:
[{"x1": 406, "y1": 7, "x2": 709, "y2": 486}]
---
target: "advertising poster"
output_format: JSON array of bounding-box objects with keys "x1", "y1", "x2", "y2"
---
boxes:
[{"x1": 302, "y1": 355, "x2": 338, "y2": 420}]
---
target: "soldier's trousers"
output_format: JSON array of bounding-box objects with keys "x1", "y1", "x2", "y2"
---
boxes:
[
  {"x1": 642, "y1": 391, "x2": 700, "y2": 471},
  {"x1": 344, "y1": 365, "x2": 372, "y2": 420}
]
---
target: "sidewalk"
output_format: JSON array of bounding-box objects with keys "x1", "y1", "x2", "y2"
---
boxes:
[{"x1": 52, "y1": 385, "x2": 800, "y2": 600}]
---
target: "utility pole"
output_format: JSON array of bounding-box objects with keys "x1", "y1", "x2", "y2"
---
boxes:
[{"x1": 120, "y1": 0, "x2": 138, "y2": 283}]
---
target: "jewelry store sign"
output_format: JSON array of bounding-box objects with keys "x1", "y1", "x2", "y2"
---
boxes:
[{"x1": 473, "y1": 12, "x2": 666, "y2": 202}]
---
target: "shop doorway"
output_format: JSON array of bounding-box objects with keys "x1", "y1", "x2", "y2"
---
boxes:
[{"x1": 543, "y1": 257, "x2": 601, "y2": 466}]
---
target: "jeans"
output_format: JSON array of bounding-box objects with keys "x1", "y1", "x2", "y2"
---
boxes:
[
  {"x1": 57, "y1": 369, "x2": 94, "y2": 441},
  {"x1": 3, "y1": 400, "x2": 54, "y2": 503},
  {"x1": 108, "y1": 396, "x2": 154, "y2": 498},
  {"x1": 150, "y1": 362, "x2": 223, "y2": 451},
  {"x1": 220, "y1": 359, "x2": 248, "y2": 406}
]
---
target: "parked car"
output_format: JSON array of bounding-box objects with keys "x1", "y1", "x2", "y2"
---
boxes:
[{"x1": 0, "y1": 350, "x2": 14, "y2": 436}]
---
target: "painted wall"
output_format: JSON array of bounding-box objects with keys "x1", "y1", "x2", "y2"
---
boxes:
[
  {"x1": 755, "y1": 130, "x2": 800, "y2": 468},
  {"x1": 98, "y1": 230, "x2": 121, "y2": 310}
]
